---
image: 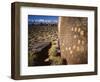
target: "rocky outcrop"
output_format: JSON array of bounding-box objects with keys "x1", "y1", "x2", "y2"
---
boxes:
[
  {"x1": 59, "y1": 17, "x2": 88, "y2": 64},
  {"x1": 28, "y1": 42, "x2": 51, "y2": 66}
]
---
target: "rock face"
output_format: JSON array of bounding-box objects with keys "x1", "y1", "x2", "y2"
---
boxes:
[
  {"x1": 58, "y1": 17, "x2": 88, "y2": 64},
  {"x1": 28, "y1": 42, "x2": 51, "y2": 66}
]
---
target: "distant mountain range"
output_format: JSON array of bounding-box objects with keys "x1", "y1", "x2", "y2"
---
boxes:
[{"x1": 28, "y1": 19, "x2": 58, "y2": 25}]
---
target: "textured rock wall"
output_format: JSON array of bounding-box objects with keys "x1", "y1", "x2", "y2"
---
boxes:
[{"x1": 59, "y1": 17, "x2": 88, "y2": 64}]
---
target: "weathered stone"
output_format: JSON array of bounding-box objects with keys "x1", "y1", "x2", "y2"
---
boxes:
[
  {"x1": 58, "y1": 17, "x2": 88, "y2": 64},
  {"x1": 28, "y1": 42, "x2": 51, "y2": 66}
]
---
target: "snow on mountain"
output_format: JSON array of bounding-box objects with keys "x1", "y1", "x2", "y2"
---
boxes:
[{"x1": 29, "y1": 19, "x2": 58, "y2": 24}]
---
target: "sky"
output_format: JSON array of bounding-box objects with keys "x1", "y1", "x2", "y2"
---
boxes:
[{"x1": 28, "y1": 15, "x2": 58, "y2": 24}]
